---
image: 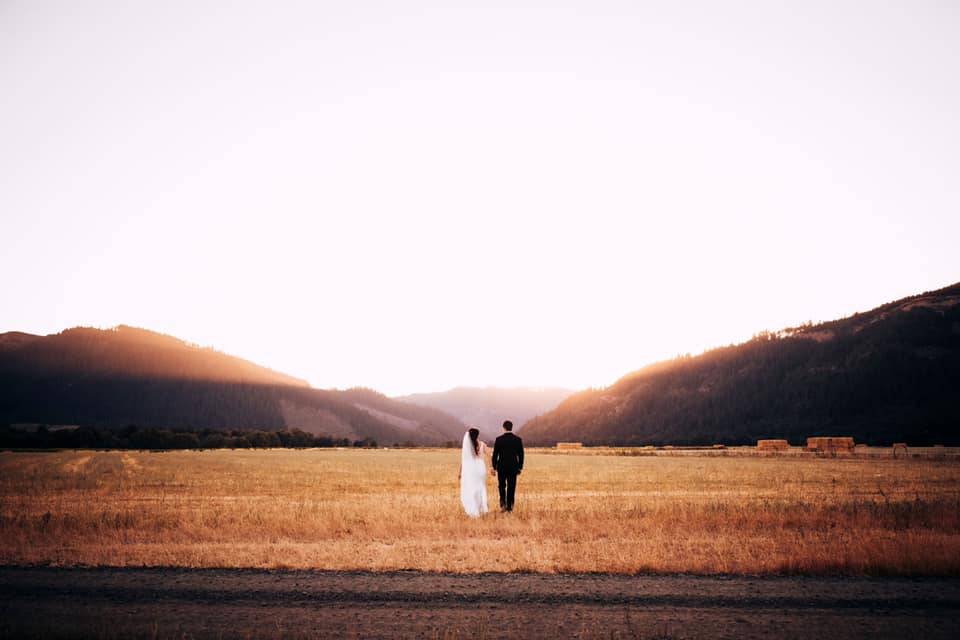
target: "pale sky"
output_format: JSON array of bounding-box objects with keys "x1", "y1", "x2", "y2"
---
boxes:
[{"x1": 2, "y1": 1, "x2": 959, "y2": 395}]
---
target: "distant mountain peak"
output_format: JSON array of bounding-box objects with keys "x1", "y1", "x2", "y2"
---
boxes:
[{"x1": 395, "y1": 386, "x2": 575, "y2": 438}]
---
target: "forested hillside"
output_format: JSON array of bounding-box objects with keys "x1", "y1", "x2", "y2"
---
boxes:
[
  {"x1": 0, "y1": 325, "x2": 306, "y2": 386},
  {"x1": 0, "y1": 326, "x2": 464, "y2": 445},
  {"x1": 522, "y1": 283, "x2": 960, "y2": 446}
]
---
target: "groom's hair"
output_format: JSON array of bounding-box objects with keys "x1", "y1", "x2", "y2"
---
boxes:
[{"x1": 502, "y1": 420, "x2": 513, "y2": 431}]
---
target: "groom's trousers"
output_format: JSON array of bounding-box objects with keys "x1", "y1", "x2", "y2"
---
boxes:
[{"x1": 497, "y1": 471, "x2": 518, "y2": 511}]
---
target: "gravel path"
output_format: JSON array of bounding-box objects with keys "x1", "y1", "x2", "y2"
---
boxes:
[{"x1": 2, "y1": 568, "x2": 958, "y2": 639}]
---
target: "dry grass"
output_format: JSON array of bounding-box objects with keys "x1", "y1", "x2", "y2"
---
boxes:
[{"x1": 1, "y1": 448, "x2": 959, "y2": 575}]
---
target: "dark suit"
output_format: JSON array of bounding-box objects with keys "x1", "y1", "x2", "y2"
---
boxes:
[{"x1": 492, "y1": 432, "x2": 524, "y2": 511}]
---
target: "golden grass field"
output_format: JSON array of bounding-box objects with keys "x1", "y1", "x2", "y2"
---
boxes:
[{"x1": 1, "y1": 448, "x2": 959, "y2": 575}]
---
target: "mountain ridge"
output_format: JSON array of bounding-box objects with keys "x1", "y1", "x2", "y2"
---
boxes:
[
  {"x1": 521, "y1": 282, "x2": 960, "y2": 446},
  {"x1": 0, "y1": 325, "x2": 309, "y2": 387},
  {"x1": 0, "y1": 325, "x2": 465, "y2": 445}
]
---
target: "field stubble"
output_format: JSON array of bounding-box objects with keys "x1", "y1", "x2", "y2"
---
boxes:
[{"x1": 1, "y1": 448, "x2": 958, "y2": 575}]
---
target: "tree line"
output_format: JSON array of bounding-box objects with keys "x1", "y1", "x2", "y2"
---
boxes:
[{"x1": 0, "y1": 424, "x2": 382, "y2": 450}]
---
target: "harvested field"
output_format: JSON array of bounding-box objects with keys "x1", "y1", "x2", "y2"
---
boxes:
[{"x1": 1, "y1": 448, "x2": 959, "y2": 575}]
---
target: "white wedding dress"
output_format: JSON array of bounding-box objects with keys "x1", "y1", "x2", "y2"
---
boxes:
[{"x1": 460, "y1": 433, "x2": 489, "y2": 518}]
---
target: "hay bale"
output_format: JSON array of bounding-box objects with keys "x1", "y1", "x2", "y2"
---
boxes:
[
  {"x1": 757, "y1": 439, "x2": 789, "y2": 451},
  {"x1": 806, "y1": 436, "x2": 855, "y2": 453},
  {"x1": 556, "y1": 442, "x2": 583, "y2": 450}
]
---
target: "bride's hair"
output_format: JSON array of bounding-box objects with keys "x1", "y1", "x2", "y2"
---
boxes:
[{"x1": 468, "y1": 428, "x2": 480, "y2": 457}]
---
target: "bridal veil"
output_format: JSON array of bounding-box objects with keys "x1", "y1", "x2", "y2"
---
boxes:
[{"x1": 460, "y1": 432, "x2": 489, "y2": 517}]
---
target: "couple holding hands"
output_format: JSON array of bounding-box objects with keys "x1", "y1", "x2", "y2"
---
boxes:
[{"x1": 458, "y1": 420, "x2": 524, "y2": 517}]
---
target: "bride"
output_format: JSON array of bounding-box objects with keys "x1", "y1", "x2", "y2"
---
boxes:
[{"x1": 459, "y1": 428, "x2": 489, "y2": 517}]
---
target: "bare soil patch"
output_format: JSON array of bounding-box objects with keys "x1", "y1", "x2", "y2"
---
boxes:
[{"x1": 1, "y1": 568, "x2": 958, "y2": 639}]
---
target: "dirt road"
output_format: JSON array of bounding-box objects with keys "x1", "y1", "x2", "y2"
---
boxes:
[{"x1": 2, "y1": 568, "x2": 958, "y2": 639}]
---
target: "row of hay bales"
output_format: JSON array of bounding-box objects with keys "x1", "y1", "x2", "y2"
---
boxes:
[
  {"x1": 758, "y1": 437, "x2": 914, "y2": 457},
  {"x1": 757, "y1": 437, "x2": 857, "y2": 452},
  {"x1": 806, "y1": 436, "x2": 855, "y2": 452},
  {"x1": 756, "y1": 439, "x2": 790, "y2": 451},
  {"x1": 554, "y1": 439, "x2": 922, "y2": 458}
]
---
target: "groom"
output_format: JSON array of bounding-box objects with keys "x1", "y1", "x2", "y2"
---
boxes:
[{"x1": 491, "y1": 420, "x2": 524, "y2": 512}]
